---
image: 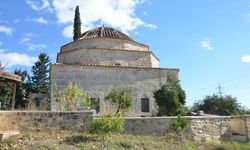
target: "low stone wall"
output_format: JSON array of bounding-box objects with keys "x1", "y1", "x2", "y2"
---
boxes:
[
  {"x1": 187, "y1": 116, "x2": 232, "y2": 142},
  {"x1": 0, "y1": 111, "x2": 250, "y2": 143},
  {"x1": 124, "y1": 116, "x2": 250, "y2": 142},
  {"x1": 0, "y1": 111, "x2": 93, "y2": 131}
]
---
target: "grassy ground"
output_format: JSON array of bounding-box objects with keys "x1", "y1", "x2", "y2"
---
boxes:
[{"x1": 1, "y1": 131, "x2": 250, "y2": 150}]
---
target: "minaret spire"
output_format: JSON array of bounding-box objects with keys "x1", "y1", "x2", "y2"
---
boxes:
[{"x1": 73, "y1": 5, "x2": 82, "y2": 41}]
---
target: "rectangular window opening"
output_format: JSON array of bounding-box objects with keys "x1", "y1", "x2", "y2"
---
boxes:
[{"x1": 141, "y1": 98, "x2": 149, "y2": 112}]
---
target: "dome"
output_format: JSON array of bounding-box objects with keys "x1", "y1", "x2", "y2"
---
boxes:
[{"x1": 79, "y1": 26, "x2": 135, "y2": 42}]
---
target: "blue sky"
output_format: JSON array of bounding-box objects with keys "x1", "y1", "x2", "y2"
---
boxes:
[{"x1": 0, "y1": 0, "x2": 250, "y2": 108}]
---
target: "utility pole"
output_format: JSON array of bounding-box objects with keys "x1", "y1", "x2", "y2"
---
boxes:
[{"x1": 218, "y1": 84, "x2": 223, "y2": 97}]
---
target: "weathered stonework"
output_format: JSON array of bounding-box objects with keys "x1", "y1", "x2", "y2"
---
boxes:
[
  {"x1": 124, "y1": 116, "x2": 250, "y2": 143},
  {"x1": 57, "y1": 48, "x2": 159, "y2": 68},
  {"x1": 51, "y1": 64, "x2": 178, "y2": 116},
  {"x1": 0, "y1": 111, "x2": 93, "y2": 131},
  {"x1": 0, "y1": 111, "x2": 250, "y2": 143},
  {"x1": 51, "y1": 26, "x2": 177, "y2": 116}
]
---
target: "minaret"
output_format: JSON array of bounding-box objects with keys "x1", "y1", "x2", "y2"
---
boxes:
[{"x1": 73, "y1": 5, "x2": 81, "y2": 41}]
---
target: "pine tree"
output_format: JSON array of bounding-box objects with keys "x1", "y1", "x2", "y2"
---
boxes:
[
  {"x1": 73, "y1": 5, "x2": 81, "y2": 41},
  {"x1": 31, "y1": 52, "x2": 50, "y2": 94}
]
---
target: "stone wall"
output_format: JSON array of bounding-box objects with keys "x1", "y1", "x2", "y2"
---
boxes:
[
  {"x1": 57, "y1": 48, "x2": 158, "y2": 68},
  {"x1": 124, "y1": 116, "x2": 250, "y2": 142},
  {"x1": 1, "y1": 111, "x2": 250, "y2": 143},
  {"x1": 0, "y1": 111, "x2": 93, "y2": 131},
  {"x1": 50, "y1": 64, "x2": 178, "y2": 116}
]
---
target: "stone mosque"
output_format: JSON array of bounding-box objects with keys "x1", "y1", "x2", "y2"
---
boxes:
[{"x1": 50, "y1": 16, "x2": 179, "y2": 117}]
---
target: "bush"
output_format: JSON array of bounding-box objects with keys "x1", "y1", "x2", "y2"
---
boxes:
[
  {"x1": 192, "y1": 94, "x2": 247, "y2": 116},
  {"x1": 170, "y1": 116, "x2": 189, "y2": 144},
  {"x1": 154, "y1": 74, "x2": 186, "y2": 116},
  {"x1": 90, "y1": 113, "x2": 124, "y2": 135},
  {"x1": 90, "y1": 113, "x2": 124, "y2": 149},
  {"x1": 54, "y1": 82, "x2": 86, "y2": 111}
]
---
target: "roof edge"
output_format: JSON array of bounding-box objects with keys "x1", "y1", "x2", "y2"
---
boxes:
[{"x1": 51, "y1": 63, "x2": 179, "y2": 72}]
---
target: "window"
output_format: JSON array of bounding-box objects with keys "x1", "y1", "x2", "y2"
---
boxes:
[
  {"x1": 141, "y1": 98, "x2": 149, "y2": 112},
  {"x1": 90, "y1": 98, "x2": 100, "y2": 113}
]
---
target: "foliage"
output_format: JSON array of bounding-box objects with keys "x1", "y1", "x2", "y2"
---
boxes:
[
  {"x1": 27, "y1": 97, "x2": 50, "y2": 111},
  {"x1": 0, "y1": 69, "x2": 29, "y2": 110},
  {"x1": 30, "y1": 52, "x2": 50, "y2": 94},
  {"x1": 105, "y1": 87, "x2": 132, "y2": 115},
  {"x1": 169, "y1": 116, "x2": 189, "y2": 144},
  {"x1": 0, "y1": 82, "x2": 12, "y2": 110},
  {"x1": 14, "y1": 69, "x2": 28, "y2": 109},
  {"x1": 171, "y1": 116, "x2": 188, "y2": 133},
  {"x1": 191, "y1": 94, "x2": 246, "y2": 116},
  {"x1": 153, "y1": 74, "x2": 186, "y2": 116},
  {"x1": 73, "y1": 5, "x2": 81, "y2": 41},
  {"x1": 90, "y1": 113, "x2": 124, "y2": 135},
  {"x1": 54, "y1": 82, "x2": 86, "y2": 111},
  {"x1": 90, "y1": 113, "x2": 124, "y2": 148}
]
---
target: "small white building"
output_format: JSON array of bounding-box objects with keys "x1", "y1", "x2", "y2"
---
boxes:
[{"x1": 50, "y1": 26, "x2": 179, "y2": 116}]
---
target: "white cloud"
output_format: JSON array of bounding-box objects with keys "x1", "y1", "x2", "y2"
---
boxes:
[
  {"x1": 26, "y1": 0, "x2": 51, "y2": 11},
  {"x1": 201, "y1": 39, "x2": 213, "y2": 50},
  {"x1": 25, "y1": 17, "x2": 49, "y2": 25},
  {"x1": 13, "y1": 19, "x2": 21, "y2": 23},
  {"x1": 27, "y1": 43, "x2": 47, "y2": 50},
  {"x1": 62, "y1": 24, "x2": 92, "y2": 38},
  {"x1": 241, "y1": 55, "x2": 250, "y2": 63},
  {"x1": 20, "y1": 34, "x2": 47, "y2": 50},
  {"x1": 0, "y1": 25, "x2": 13, "y2": 36},
  {"x1": 20, "y1": 37, "x2": 31, "y2": 44},
  {"x1": 25, "y1": 32, "x2": 35, "y2": 37},
  {"x1": 52, "y1": 0, "x2": 156, "y2": 38},
  {"x1": 37, "y1": 17, "x2": 48, "y2": 24},
  {"x1": 134, "y1": 31, "x2": 142, "y2": 36},
  {"x1": 0, "y1": 50, "x2": 37, "y2": 67},
  {"x1": 144, "y1": 23, "x2": 157, "y2": 29}
]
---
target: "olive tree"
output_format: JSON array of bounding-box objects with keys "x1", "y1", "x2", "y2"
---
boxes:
[{"x1": 105, "y1": 87, "x2": 132, "y2": 116}]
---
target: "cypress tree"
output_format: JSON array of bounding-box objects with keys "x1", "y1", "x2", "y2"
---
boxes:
[
  {"x1": 73, "y1": 5, "x2": 81, "y2": 41},
  {"x1": 31, "y1": 52, "x2": 50, "y2": 94}
]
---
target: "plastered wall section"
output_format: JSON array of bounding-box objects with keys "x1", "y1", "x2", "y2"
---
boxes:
[
  {"x1": 57, "y1": 48, "x2": 159, "y2": 68},
  {"x1": 0, "y1": 111, "x2": 93, "y2": 131},
  {"x1": 50, "y1": 65, "x2": 178, "y2": 116}
]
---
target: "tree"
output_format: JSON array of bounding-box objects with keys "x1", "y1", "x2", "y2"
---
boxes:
[
  {"x1": 153, "y1": 74, "x2": 186, "y2": 116},
  {"x1": 105, "y1": 87, "x2": 132, "y2": 116},
  {"x1": 54, "y1": 82, "x2": 88, "y2": 111},
  {"x1": 0, "y1": 83, "x2": 12, "y2": 110},
  {"x1": 192, "y1": 94, "x2": 245, "y2": 116},
  {"x1": 73, "y1": 5, "x2": 81, "y2": 41},
  {"x1": 31, "y1": 52, "x2": 50, "y2": 94},
  {"x1": 14, "y1": 69, "x2": 28, "y2": 109}
]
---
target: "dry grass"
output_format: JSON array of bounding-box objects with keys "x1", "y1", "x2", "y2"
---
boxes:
[{"x1": 1, "y1": 131, "x2": 250, "y2": 150}]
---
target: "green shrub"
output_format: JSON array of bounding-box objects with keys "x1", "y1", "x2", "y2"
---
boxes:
[
  {"x1": 90, "y1": 113, "x2": 124, "y2": 149},
  {"x1": 170, "y1": 116, "x2": 189, "y2": 144},
  {"x1": 90, "y1": 113, "x2": 124, "y2": 135}
]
